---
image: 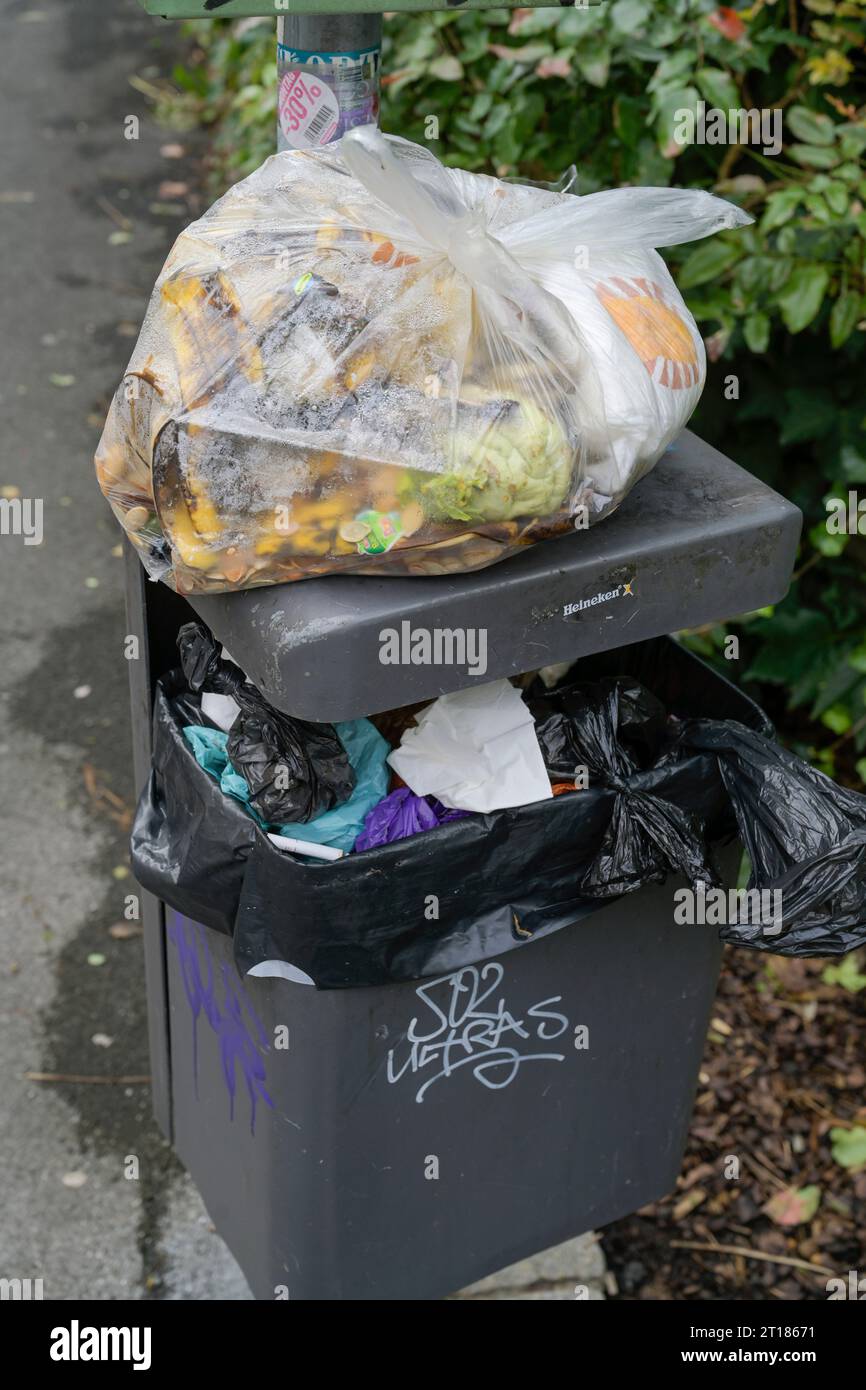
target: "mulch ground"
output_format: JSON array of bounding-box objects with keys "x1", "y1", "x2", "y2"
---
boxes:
[{"x1": 600, "y1": 946, "x2": 866, "y2": 1300}]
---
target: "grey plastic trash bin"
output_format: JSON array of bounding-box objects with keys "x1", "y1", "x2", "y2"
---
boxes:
[
  {"x1": 124, "y1": 430, "x2": 801, "y2": 1299},
  {"x1": 164, "y1": 873, "x2": 732, "y2": 1301}
]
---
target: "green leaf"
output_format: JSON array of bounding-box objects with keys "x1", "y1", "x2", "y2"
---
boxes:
[
  {"x1": 653, "y1": 84, "x2": 699, "y2": 152},
  {"x1": 428, "y1": 55, "x2": 463, "y2": 81},
  {"x1": 556, "y1": 7, "x2": 602, "y2": 41},
  {"x1": 490, "y1": 42, "x2": 553, "y2": 65},
  {"x1": 769, "y1": 257, "x2": 793, "y2": 292},
  {"x1": 744, "y1": 608, "x2": 832, "y2": 689},
  {"x1": 839, "y1": 445, "x2": 866, "y2": 485},
  {"x1": 761, "y1": 188, "x2": 802, "y2": 233},
  {"x1": 460, "y1": 31, "x2": 491, "y2": 64},
  {"x1": 696, "y1": 67, "x2": 740, "y2": 113},
  {"x1": 647, "y1": 14, "x2": 684, "y2": 48},
  {"x1": 574, "y1": 38, "x2": 611, "y2": 88},
  {"x1": 614, "y1": 93, "x2": 645, "y2": 148},
  {"x1": 737, "y1": 256, "x2": 771, "y2": 292},
  {"x1": 809, "y1": 521, "x2": 848, "y2": 557},
  {"x1": 468, "y1": 92, "x2": 493, "y2": 122},
  {"x1": 650, "y1": 50, "x2": 697, "y2": 88},
  {"x1": 804, "y1": 192, "x2": 834, "y2": 225},
  {"x1": 789, "y1": 143, "x2": 840, "y2": 170},
  {"x1": 782, "y1": 389, "x2": 839, "y2": 447},
  {"x1": 777, "y1": 265, "x2": 830, "y2": 334},
  {"x1": 811, "y1": 654, "x2": 862, "y2": 716},
  {"x1": 849, "y1": 642, "x2": 866, "y2": 675},
  {"x1": 824, "y1": 181, "x2": 849, "y2": 217},
  {"x1": 492, "y1": 121, "x2": 522, "y2": 167},
  {"x1": 822, "y1": 955, "x2": 866, "y2": 993},
  {"x1": 744, "y1": 312, "x2": 770, "y2": 354},
  {"x1": 830, "y1": 291, "x2": 862, "y2": 349},
  {"x1": 830, "y1": 1126, "x2": 866, "y2": 1172},
  {"x1": 508, "y1": 8, "x2": 562, "y2": 35},
  {"x1": 483, "y1": 104, "x2": 511, "y2": 139},
  {"x1": 400, "y1": 32, "x2": 437, "y2": 63},
  {"x1": 610, "y1": 0, "x2": 651, "y2": 34},
  {"x1": 678, "y1": 239, "x2": 740, "y2": 289},
  {"x1": 820, "y1": 704, "x2": 852, "y2": 734},
  {"x1": 786, "y1": 105, "x2": 837, "y2": 147},
  {"x1": 839, "y1": 123, "x2": 866, "y2": 160},
  {"x1": 633, "y1": 138, "x2": 673, "y2": 185}
]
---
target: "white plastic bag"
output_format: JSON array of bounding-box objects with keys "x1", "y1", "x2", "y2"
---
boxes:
[{"x1": 96, "y1": 127, "x2": 750, "y2": 594}]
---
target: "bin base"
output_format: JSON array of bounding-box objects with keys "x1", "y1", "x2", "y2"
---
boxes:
[{"x1": 164, "y1": 851, "x2": 732, "y2": 1300}]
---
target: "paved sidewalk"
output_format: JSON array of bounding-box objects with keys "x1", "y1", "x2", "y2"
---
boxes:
[
  {"x1": 0, "y1": 0, "x2": 250, "y2": 1301},
  {"x1": 457, "y1": 1234, "x2": 606, "y2": 1300},
  {"x1": 0, "y1": 0, "x2": 605, "y2": 1302}
]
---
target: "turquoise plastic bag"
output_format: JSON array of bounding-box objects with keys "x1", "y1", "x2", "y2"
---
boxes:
[
  {"x1": 183, "y1": 718, "x2": 389, "y2": 853},
  {"x1": 276, "y1": 718, "x2": 389, "y2": 851},
  {"x1": 183, "y1": 725, "x2": 264, "y2": 822}
]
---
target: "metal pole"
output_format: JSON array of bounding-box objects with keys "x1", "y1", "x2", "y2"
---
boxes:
[{"x1": 276, "y1": 14, "x2": 382, "y2": 153}]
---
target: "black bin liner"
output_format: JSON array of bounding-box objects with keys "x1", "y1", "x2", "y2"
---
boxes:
[
  {"x1": 680, "y1": 719, "x2": 866, "y2": 957},
  {"x1": 176, "y1": 621, "x2": 354, "y2": 824},
  {"x1": 132, "y1": 637, "x2": 775, "y2": 988}
]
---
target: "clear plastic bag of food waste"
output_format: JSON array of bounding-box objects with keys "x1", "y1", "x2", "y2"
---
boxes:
[{"x1": 95, "y1": 127, "x2": 749, "y2": 593}]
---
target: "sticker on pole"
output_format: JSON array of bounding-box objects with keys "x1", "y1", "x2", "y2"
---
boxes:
[{"x1": 279, "y1": 70, "x2": 340, "y2": 150}]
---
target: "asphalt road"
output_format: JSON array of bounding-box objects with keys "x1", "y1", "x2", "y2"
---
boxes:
[{"x1": 0, "y1": 0, "x2": 251, "y2": 1299}]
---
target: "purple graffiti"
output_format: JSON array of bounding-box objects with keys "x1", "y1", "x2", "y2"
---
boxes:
[{"x1": 168, "y1": 914, "x2": 274, "y2": 1134}]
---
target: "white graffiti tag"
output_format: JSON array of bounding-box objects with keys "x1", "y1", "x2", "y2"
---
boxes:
[{"x1": 386, "y1": 963, "x2": 569, "y2": 1103}]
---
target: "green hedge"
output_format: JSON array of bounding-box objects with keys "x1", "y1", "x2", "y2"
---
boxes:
[{"x1": 175, "y1": 1, "x2": 866, "y2": 779}]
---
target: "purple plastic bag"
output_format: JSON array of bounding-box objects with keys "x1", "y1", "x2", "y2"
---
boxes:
[{"x1": 355, "y1": 787, "x2": 469, "y2": 851}]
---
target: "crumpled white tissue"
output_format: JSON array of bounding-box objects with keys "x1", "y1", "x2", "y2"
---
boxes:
[{"x1": 387, "y1": 679, "x2": 553, "y2": 814}]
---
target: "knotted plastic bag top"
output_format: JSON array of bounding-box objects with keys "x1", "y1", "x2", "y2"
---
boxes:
[
  {"x1": 96, "y1": 128, "x2": 749, "y2": 594},
  {"x1": 177, "y1": 621, "x2": 354, "y2": 824}
]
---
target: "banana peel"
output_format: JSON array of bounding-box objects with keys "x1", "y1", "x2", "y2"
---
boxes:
[{"x1": 160, "y1": 269, "x2": 264, "y2": 412}]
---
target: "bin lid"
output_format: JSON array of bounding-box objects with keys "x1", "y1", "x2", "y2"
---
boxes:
[{"x1": 190, "y1": 431, "x2": 802, "y2": 722}]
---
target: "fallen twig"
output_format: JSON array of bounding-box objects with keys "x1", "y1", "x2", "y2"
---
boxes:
[
  {"x1": 671, "y1": 1239, "x2": 835, "y2": 1279},
  {"x1": 81, "y1": 762, "x2": 133, "y2": 831},
  {"x1": 95, "y1": 195, "x2": 133, "y2": 232},
  {"x1": 741, "y1": 1150, "x2": 788, "y2": 1191}
]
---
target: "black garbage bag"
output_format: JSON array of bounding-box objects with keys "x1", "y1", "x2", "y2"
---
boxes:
[
  {"x1": 132, "y1": 679, "x2": 253, "y2": 934},
  {"x1": 132, "y1": 637, "x2": 767, "y2": 988},
  {"x1": 534, "y1": 680, "x2": 669, "y2": 776},
  {"x1": 533, "y1": 679, "x2": 715, "y2": 898},
  {"x1": 678, "y1": 719, "x2": 866, "y2": 956},
  {"x1": 530, "y1": 665, "x2": 866, "y2": 957},
  {"x1": 177, "y1": 621, "x2": 354, "y2": 824}
]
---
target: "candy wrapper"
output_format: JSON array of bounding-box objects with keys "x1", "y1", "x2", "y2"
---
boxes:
[{"x1": 96, "y1": 127, "x2": 749, "y2": 594}]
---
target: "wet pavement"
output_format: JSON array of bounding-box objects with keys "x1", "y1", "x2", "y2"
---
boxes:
[
  {"x1": 0, "y1": 0, "x2": 605, "y2": 1302},
  {"x1": 0, "y1": 0, "x2": 250, "y2": 1300}
]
